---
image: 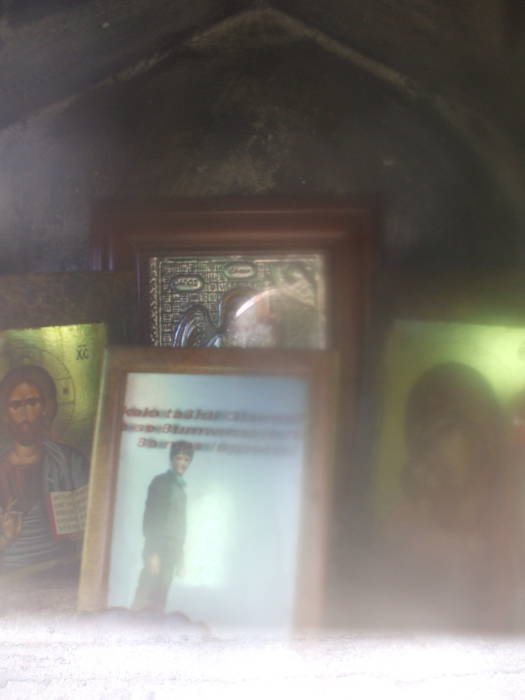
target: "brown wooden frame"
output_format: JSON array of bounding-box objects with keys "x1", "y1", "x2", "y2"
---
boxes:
[
  {"x1": 90, "y1": 197, "x2": 376, "y2": 447},
  {"x1": 78, "y1": 346, "x2": 338, "y2": 629},
  {"x1": 90, "y1": 197, "x2": 376, "y2": 345}
]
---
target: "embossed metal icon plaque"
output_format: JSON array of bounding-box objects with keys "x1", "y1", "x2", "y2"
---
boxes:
[{"x1": 148, "y1": 254, "x2": 328, "y2": 349}]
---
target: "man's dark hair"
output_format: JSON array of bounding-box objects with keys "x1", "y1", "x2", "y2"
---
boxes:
[
  {"x1": 169, "y1": 440, "x2": 194, "y2": 461},
  {"x1": 0, "y1": 364, "x2": 57, "y2": 422}
]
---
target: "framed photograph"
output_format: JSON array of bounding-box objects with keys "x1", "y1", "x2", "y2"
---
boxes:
[
  {"x1": 0, "y1": 323, "x2": 106, "y2": 597},
  {"x1": 90, "y1": 198, "x2": 376, "y2": 352},
  {"x1": 78, "y1": 347, "x2": 337, "y2": 630}
]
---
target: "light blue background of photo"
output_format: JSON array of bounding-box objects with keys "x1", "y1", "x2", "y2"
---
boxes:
[{"x1": 106, "y1": 372, "x2": 307, "y2": 628}]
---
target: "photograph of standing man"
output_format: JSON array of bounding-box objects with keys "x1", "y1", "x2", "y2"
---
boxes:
[
  {"x1": 133, "y1": 440, "x2": 193, "y2": 612},
  {"x1": 0, "y1": 364, "x2": 88, "y2": 570}
]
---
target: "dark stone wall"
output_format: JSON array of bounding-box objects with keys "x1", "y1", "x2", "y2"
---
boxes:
[
  {"x1": 0, "y1": 0, "x2": 250, "y2": 128},
  {"x1": 0, "y1": 8, "x2": 519, "y2": 273}
]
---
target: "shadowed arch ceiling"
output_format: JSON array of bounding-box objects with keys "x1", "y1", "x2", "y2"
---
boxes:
[{"x1": 0, "y1": 0, "x2": 523, "y2": 271}]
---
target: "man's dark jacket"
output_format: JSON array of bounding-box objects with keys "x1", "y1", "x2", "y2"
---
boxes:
[{"x1": 142, "y1": 469, "x2": 186, "y2": 558}]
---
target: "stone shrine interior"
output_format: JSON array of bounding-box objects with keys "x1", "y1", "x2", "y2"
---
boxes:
[{"x1": 1, "y1": 0, "x2": 525, "y2": 693}]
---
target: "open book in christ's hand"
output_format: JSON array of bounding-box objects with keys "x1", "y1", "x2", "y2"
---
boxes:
[{"x1": 47, "y1": 484, "x2": 88, "y2": 538}]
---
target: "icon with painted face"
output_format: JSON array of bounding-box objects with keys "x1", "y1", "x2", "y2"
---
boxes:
[{"x1": 0, "y1": 365, "x2": 88, "y2": 570}]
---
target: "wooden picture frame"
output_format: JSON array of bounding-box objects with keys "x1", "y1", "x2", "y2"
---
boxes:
[
  {"x1": 90, "y1": 198, "x2": 376, "y2": 479},
  {"x1": 90, "y1": 197, "x2": 376, "y2": 349},
  {"x1": 78, "y1": 347, "x2": 338, "y2": 630}
]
